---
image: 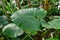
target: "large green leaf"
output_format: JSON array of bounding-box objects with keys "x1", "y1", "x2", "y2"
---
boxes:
[
  {"x1": 11, "y1": 8, "x2": 46, "y2": 35},
  {"x1": 11, "y1": 16, "x2": 40, "y2": 35},
  {"x1": 0, "y1": 15, "x2": 8, "y2": 28},
  {"x1": 2, "y1": 23, "x2": 23, "y2": 37}
]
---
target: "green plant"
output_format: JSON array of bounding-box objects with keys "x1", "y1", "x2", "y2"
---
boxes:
[{"x1": 0, "y1": 0, "x2": 60, "y2": 40}]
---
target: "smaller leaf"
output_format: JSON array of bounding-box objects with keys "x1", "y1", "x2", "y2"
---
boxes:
[
  {"x1": 0, "y1": 15, "x2": 8, "y2": 28},
  {"x1": 2, "y1": 23, "x2": 23, "y2": 38},
  {"x1": 41, "y1": 19, "x2": 60, "y2": 29},
  {"x1": 48, "y1": 19, "x2": 60, "y2": 29}
]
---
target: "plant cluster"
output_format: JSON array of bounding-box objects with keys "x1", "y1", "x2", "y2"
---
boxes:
[{"x1": 0, "y1": 0, "x2": 60, "y2": 40}]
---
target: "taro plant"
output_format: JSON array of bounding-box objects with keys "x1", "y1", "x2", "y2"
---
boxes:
[
  {"x1": 0, "y1": 0, "x2": 60, "y2": 40},
  {"x1": 2, "y1": 8, "x2": 47, "y2": 40}
]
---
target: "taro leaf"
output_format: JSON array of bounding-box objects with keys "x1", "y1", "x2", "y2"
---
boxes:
[
  {"x1": 41, "y1": 19, "x2": 60, "y2": 29},
  {"x1": 2, "y1": 23, "x2": 23, "y2": 38},
  {"x1": 19, "y1": 16, "x2": 40, "y2": 35},
  {"x1": 48, "y1": 19, "x2": 60, "y2": 29},
  {"x1": 11, "y1": 8, "x2": 46, "y2": 35},
  {"x1": 46, "y1": 38, "x2": 59, "y2": 40},
  {"x1": 0, "y1": 15, "x2": 8, "y2": 28},
  {"x1": 11, "y1": 16, "x2": 40, "y2": 35}
]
